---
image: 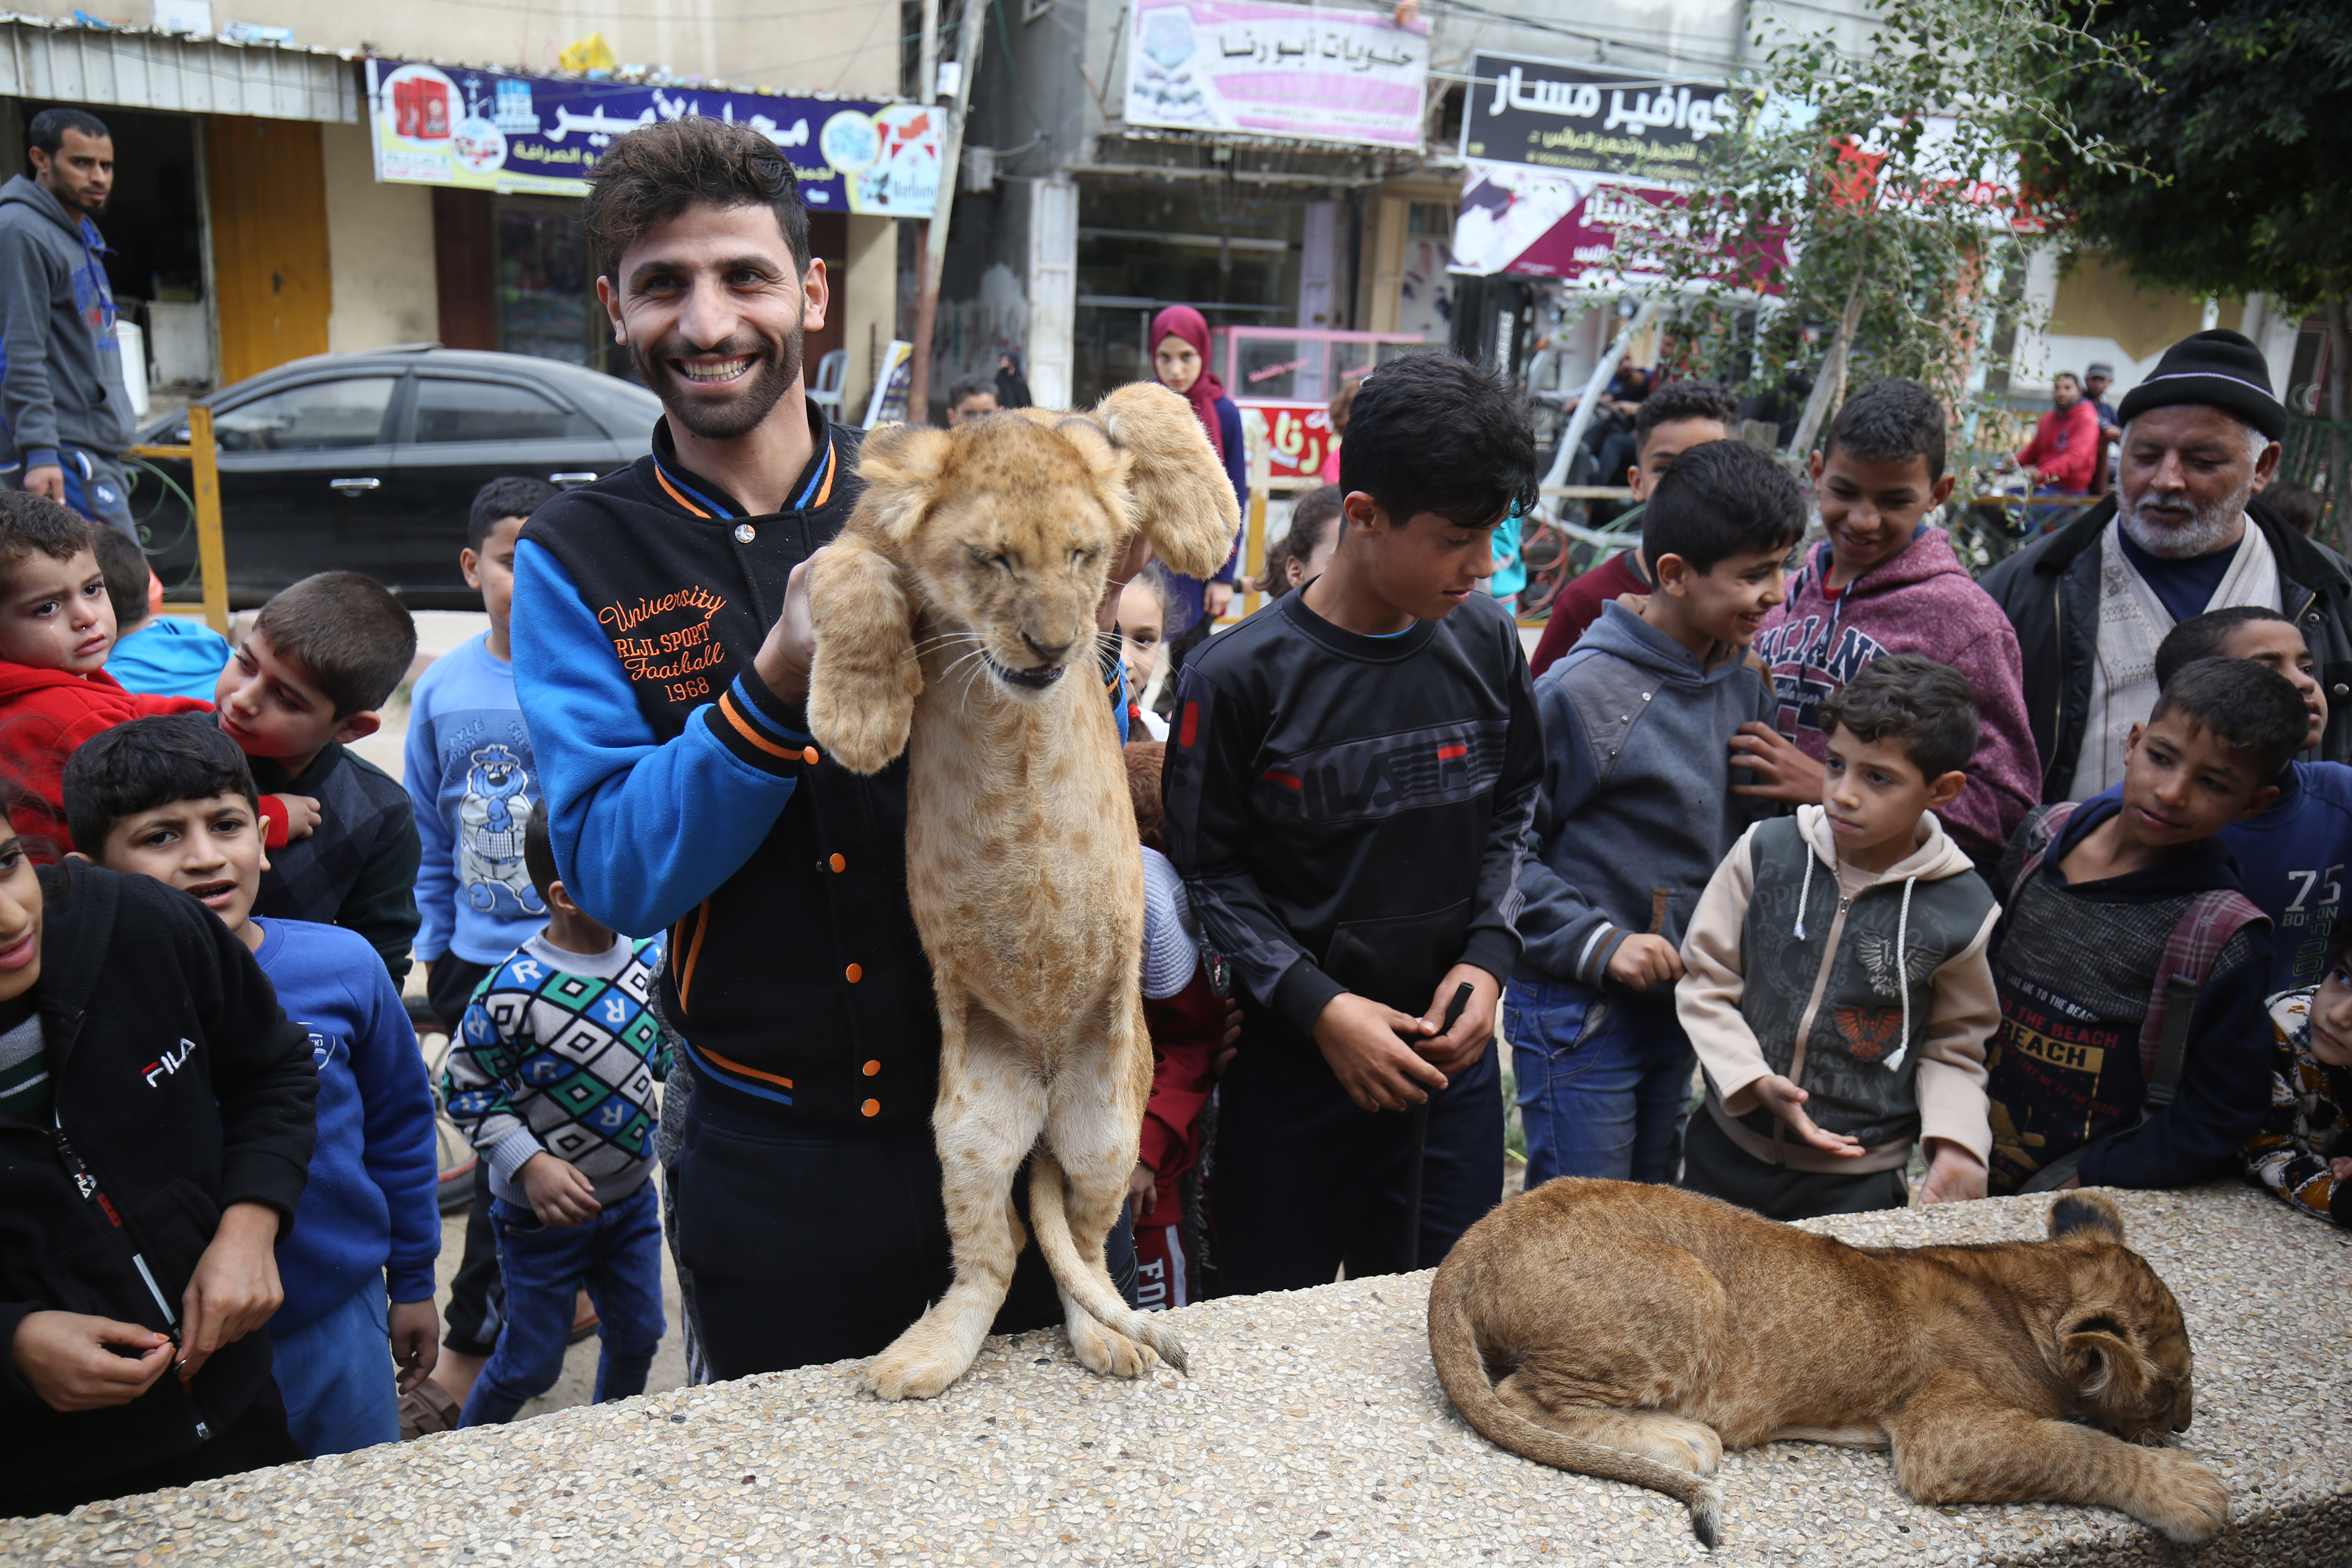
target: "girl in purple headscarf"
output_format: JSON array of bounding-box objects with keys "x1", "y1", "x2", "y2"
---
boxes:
[{"x1": 1149, "y1": 306, "x2": 1247, "y2": 705}]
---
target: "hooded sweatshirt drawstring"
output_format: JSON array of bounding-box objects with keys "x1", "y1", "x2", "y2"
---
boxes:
[
  {"x1": 1793, "y1": 851, "x2": 1816, "y2": 941},
  {"x1": 1888, "y1": 874, "x2": 1917, "y2": 1072}
]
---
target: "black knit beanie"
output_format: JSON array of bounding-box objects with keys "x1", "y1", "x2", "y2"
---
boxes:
[{"x1": 2116, "y1": 329, "x2": 2287, "y2": 442}]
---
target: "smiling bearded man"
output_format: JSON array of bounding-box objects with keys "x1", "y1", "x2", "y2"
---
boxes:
[
  {"x1": 505, "y1": 117, "x2": 1142, "y2": 1384},
  {"x1": 1983, "y1": 328, "x2": 2352, "y2": 802}
]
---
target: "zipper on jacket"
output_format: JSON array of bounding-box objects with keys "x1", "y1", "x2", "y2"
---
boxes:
[
  {"x1": 1777, "y1": 885, "x2": 1857, "y2": 1161},
  {"x1": 2048, "y1": 571, "x2": 2066, "y2": 797},
  {"x1": 49, "y1": 1124, "x2": 181, "y2": 1331}
]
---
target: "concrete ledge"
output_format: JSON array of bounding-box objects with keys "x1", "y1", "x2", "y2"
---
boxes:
[{"x1": 4, "y1": 1183, "x2": 2346, "y2": 1566}]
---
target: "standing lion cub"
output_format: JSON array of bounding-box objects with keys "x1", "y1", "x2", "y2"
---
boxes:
[
  {"x1": 807, "y1": 383, "x2": 1238, "y2": 1400},
  {"x1": 1429, "y1": 1180, "x2": 2229, "y2": 1549}
]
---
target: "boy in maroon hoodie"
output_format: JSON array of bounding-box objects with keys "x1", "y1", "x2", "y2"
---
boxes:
[
  {"x1": 0, "y1": 492, "x2": 211, "y2": 851},
  {"x1": 1736, "y1": 379, "x2": 2041, "y2": 866}
]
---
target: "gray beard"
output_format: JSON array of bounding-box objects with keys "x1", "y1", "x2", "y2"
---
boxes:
[
  {"x1": 2117, "y1": 478, "x2": 2255, "y2": 560},
  {"x1": 636, "y1": 322, "x2": 804, "y2": 442}
]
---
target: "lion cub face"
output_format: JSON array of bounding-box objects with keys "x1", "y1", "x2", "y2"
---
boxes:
[{"x1": 2047, "y1": 1194, "x2": 2196, "y2": 1442}]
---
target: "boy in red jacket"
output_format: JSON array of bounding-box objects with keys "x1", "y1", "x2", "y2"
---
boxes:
[
  {"x1": 1736, "y1": 379, "x2": 2042, "y2": 867},
  {"x1": 0, "y1": 492, "x2": 209, "y2": 852}
]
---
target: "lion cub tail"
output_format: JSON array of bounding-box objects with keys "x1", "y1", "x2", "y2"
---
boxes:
[
  {"x1": 1027, "y1": 1151, "x2": 1191, "y2": 1376},
  {"x1": 1426, "y1": 1263, "x2": 1724, "y2": 1550}
]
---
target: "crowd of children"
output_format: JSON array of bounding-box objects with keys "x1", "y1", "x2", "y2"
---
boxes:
[{"x1": 5, "y1": 343, "x2": 2347, "y2": 1519}]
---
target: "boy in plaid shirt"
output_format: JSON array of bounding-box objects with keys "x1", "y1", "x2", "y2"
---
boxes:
[{"x1": 440, "y1": 810, "x2": 667, "y2": 1424}]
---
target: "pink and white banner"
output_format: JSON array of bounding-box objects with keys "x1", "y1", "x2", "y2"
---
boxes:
[{"x1": 1124, "y1": 0, "x2": 1429, "y2": 151}]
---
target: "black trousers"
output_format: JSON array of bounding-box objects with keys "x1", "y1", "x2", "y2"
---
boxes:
[
  {"x1": 1, "y1": 1377, "x2": 300, "y2": 1519},
  {"x1": 670, "y1": 1088, "x2": 1140, "y2": 1380},
  {"x1": 427, "y1": 956, "x2": 504, "y2": 1356},
  {"x1": 1678, "y1": 1109, "x2": 1911, "y2": 1222},
  {"x1": 1210, "y1": 1035, "x2": 1504, "y2": 1295}
]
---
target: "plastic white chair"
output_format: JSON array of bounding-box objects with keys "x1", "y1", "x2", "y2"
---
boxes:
[{"x1": 807, "y1": 348, "x2": 849, "y2": 417}]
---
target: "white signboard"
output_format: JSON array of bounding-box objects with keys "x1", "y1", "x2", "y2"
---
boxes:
[{"x1": 1125, "y1": 0, "x2": 1429, "y2": 151}]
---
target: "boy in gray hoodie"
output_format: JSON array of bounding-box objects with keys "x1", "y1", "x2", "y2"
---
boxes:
[
  {"x1": 1508, "y1": 440, "x2": 1804, "y2": 1188},
  {"x1": 0, "y1": 108, "x2": 135, "y2": 538}
]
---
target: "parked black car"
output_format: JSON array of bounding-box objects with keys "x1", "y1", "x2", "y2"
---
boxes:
[{"x1": 131, "y1": 346, "x2": 662, "y2": 610}]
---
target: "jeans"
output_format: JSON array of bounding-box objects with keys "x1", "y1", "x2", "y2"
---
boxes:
[
  {"x1": 1505, "y1": 975, "x2": 1694, "y2": 1188},
  {"x1": 460, "y1": 1177, "x2": 666, "y2": 1426},
  {"x1": 269, "y1": 1281, "x2": 401, "y2": 1459}
]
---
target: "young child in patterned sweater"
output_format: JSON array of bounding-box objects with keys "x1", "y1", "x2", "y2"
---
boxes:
[
  {"x1": 2246, "y1": 917, "x2": 2352, "y2": 1228},
  {"x1": 441, "y1": 809, "x2": 668, "y2": 1425}
]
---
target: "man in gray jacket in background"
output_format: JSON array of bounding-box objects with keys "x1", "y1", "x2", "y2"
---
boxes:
[{"x1": 0, "y1": 106, "x2": 135, "y2": 538}]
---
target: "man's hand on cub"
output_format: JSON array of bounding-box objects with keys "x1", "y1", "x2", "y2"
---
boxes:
[
  {"x1": 1605, "y1": 934, "x2": 1683, "y2": 991},
  {"x1": 1311, "y1": 993, "x2": 1446, "y2": 1112},
  {"x1": 1416, "y1": 964, "x2": 1497, "y2": 1076},
  {"x1": 1916, "y1": 1138, "x2": 1987, "y2": 1203},
  {"x1": 753, "y1": 549, "x2": 825, "y2": 703},
  {"x1": 1744, "y1": 1074, "x2": 1863, "y2": 1157}
]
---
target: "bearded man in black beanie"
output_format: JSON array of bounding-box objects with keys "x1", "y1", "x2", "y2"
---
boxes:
[{"x1": 1983, "y1": 327, "x2": 2352, "y2": 800}]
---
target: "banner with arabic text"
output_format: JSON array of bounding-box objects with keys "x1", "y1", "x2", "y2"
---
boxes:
[
  {"x1": 1451, "y1": 160, "x2": 1786, "y2": 294},
  {"x1": 364, "y1": 58, "x2": 938, "y2": 217},
  {"x1": 1461, "y1": 53, "x2": 1744, "y2": 188},
  {"x1": 1124, "y1": 1, "x2": 1428, "y2": 151}
]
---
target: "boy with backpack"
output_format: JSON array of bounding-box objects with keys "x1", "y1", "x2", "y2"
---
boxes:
[{"x1": 1985, "y1": 657, "x2": 2302, "y2": 1193}]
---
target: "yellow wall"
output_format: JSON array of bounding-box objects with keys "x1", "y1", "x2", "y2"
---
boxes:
[
  {"x1": 321, "y1": 121, "x2": 437, "y2": 354},
  {"x1": 2051, "y1": 250, "x2": 2241, "y2": 363}
]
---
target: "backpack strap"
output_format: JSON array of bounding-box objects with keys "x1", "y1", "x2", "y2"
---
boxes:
[
  {"x1": 2004, "y1": 801, "x2": 2079, "y2": 907},
  {"x1": 2136, "y1": 888, "x2": 2265, "y2": 1084}
]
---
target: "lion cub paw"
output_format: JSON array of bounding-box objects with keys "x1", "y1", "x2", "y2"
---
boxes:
[
  {"x1": 866, "y1": 1323, "x2": 976, "y2": 1402},
  {"x1": 2132, "y1": 1449, "x2": 2229, "y2": 1545},
  {"x1": 1067, "y1": 1313, "x2": 1160, "y2": 1380}
]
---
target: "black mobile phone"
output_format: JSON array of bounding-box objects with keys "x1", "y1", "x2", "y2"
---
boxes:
[{"x1": 1438, "y1": 981, "x2": 1475, "y2": 1034}]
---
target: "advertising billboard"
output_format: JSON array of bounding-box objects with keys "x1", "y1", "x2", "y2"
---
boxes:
[
  {"x1": 1124, "y1": 0, "x2": 1429, "y2": 151},
  {"x1": 365, "y1": 58, "x2": 938, "y2": 217},
  {"x1": 1461, "y1": 53, "x2": 1743, "y2": 188}
]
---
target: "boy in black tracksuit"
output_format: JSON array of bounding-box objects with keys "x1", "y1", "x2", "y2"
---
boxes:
[
  {"x1": 0, "y1": 842, "x2": 317, "y2": 1517},
  {"x1": 1164, "y1": 353, "x2": 1543, "y2": 1292}
]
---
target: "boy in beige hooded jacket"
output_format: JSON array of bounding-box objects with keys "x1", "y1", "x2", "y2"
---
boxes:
[{"x1": 1676, "y1": 655, "x2": 2000, "y2": 1220}]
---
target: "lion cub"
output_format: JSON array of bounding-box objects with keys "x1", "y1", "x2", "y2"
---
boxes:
[
  {"x1": 808, "y1": 384, "x2": 1238, "y2": 1400},
  {"x1": 1428, "y1": 1180, "x2": 2228, "y2": 1549}
]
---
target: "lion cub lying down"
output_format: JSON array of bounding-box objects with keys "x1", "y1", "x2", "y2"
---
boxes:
[{"x1": 1428, "y1": 1180, "x2": 2227, "y2": 1550}]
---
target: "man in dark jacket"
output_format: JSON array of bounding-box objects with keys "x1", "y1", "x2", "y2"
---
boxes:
[
  {"x1": 1981, "y1": 328, "x2": 2352, "y2": 803},
  {"x1": 1, "y1": 855, "x2": 317, "y2": 1517},
  {"x1": 0, "y1": 108, "x2": 136, "y2": 538}
]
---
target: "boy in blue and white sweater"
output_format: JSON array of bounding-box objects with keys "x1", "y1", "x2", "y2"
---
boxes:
[
  {"x1": 66, "y1": 716, "x2": 440, "y2": 1459},
  {"x1": 441, "y1": 809, "x2": 667, "y2": 1426}
]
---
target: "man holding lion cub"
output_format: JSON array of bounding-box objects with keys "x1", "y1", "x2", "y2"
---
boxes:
[{"x1": 509, "y1": 119, "x2": 1142, "y2": 1380}]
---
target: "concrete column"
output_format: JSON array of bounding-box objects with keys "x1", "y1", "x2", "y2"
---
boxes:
[
  {"x1": 1027, "y1": 176, "x2": 1077, "y2": 409},
  {"x1": 1361, "y1": 196, "x2": 1409, "y2": 334},
  {"x1": 320, "y1": 121, "x2": 436, "y2": 353},
  {"x1": 840, "y1": 214, "x2": 898, "y2": 420}
]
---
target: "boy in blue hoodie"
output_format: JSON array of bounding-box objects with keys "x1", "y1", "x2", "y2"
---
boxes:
[
  {"x1": 2152, "y1": 606, "x2": 2352, "y2": 995},
  {"x1": 405, "y1": 476, "x2": 556, "y2": 1402},
  {"x1": 65, "y1": 716, "x2": 440, "y2": 1457},
  {"x1": 1509, "y1": 439, "x2": 1805, "y2": 1188}
]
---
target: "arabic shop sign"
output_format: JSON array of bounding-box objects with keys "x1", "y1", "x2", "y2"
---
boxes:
[
  {"x1": 1461, "y1": 52, "x2": 1745, "y2": 188},
  {"x1": 1124, "y1": 0, "x2": 1429, "y2": 151},
  {"x1": 364, "y1": 58, "x2": 939, "y2": 217},
  {"x1": 1451, "y1": 161, "x2": 1787, "y2": 293}
]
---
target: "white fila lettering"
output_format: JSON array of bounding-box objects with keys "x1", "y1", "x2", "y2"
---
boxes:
[{"x1": 142, "y1": 1038, "x2": 197, "y2": 1088}]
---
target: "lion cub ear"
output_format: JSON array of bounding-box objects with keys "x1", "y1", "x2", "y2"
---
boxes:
[
  {"x1": 2059, "y1": 1314, "x2": 2151, "y2": 1405},
  {"x1": 856, "y1": 422, "x2": 956, "y2": 551},
  {"x1": 2047, "y1": 1191, "x2": 2127, "y2": 1248},
  {"x1": 1093, "y1": 382, "x2": 1241, "y2": 582}
]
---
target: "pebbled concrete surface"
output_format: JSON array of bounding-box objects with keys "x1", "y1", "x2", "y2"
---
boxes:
[{"x1": 4, "y1": 1181, "x2": 2344, "y2": 1566}]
